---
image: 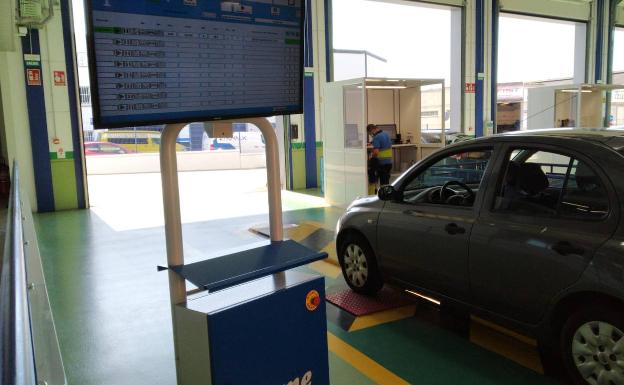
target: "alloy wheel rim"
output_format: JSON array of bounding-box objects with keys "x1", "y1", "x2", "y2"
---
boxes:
[
  {"x1": 572, "y1": 321, "x2": 624, "y2": 385},
  {"x1": 343, "y1": 244, "x2": 368, "y2": 288}
]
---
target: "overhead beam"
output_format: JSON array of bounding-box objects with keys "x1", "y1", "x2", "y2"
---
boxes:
[
  {"x1": 499, "y1": 0, "x2": 591, "y2": 21},
  {"x1": 616, "y1": 2, "x2": 624, "y2": 25}
]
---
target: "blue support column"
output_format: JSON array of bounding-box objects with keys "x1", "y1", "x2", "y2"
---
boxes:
[
  {"x1": 60, "y1": 0, "x2": 87, "y2": 209},
  {"x1": 303, "y1": 73, "x2": 317, "y2": 189},
  {"x1": 303, "y1": 0, "x2": 318, "y2": 189},
  {"x1": 490, "y1": 0, "x2": 499, "y2": 134},
  {"x1": 596, "y1": 0, "x2": 606, "y2": 82},
  {"x1": 21, "y1": 30, "x2": 55, "y2": 212},
  {"x1": 475, "y1": 0, "x2": 485, "y2": 137},
  {"x1": 324, "y1": 0, "x2": 332, "y2": 82}
]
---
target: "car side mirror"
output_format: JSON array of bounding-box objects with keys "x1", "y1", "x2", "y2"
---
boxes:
[{"x1": 378, "y1": 185, "x2": 398, "y2": 201}]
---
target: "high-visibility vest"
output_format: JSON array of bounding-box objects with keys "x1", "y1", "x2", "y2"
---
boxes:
[{"x1": 378, "y1": 147, "x2": 393, "y2": 161}]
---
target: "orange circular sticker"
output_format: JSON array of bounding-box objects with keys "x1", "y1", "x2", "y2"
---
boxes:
[{"x1": 305, "y1": 290, "x2": 321, "y2": 311}]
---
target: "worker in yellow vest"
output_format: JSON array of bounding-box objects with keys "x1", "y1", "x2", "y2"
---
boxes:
[{"x1": 367, "y1": 124, "x2": 393, "y2": 195}]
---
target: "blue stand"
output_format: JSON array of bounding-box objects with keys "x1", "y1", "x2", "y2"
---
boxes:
[{"x1": 160, "y1": 119, "x2": 330, "y2": 385}]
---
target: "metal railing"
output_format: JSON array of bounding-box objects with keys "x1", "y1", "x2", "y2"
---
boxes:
[{"x1": 0, "y1": 162, "x2": 37, "y2": 385}]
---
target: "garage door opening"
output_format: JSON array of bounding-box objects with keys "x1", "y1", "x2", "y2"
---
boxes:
[
  {"x1": 331, "y1": 0, "x2": 463, "y2": 138},
  {"x1": 496, "y1": 13, "x2": 586, "y2": 131},
  {"x1": 611, "y1": 27, "x2": 624, "y2": 127},
  {"x1": 71, "y1": 2, "x2": 327, "y2": 231}
]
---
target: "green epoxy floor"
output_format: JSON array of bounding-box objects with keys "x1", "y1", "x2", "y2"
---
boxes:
[{"x1": 36, "y1": 205, "x2": 562, "y2": 385}]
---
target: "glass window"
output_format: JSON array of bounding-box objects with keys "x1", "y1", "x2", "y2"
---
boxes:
[
  {"x1": 332, "y1": 0, "x2": 462, "y2": 132},
  {"x1": 402, "y1": 149, "x2": 492, "y2": 207},
  {"x1": 496, "y1": 14, "x2": 586, "y2": 131},
  {"x1": 495, "y1": 149, "x2": 609, "y2": 220},
  {"x1": 610, "y1": 27, "x2": 624, "y2": 127},
  {"x1": 559, "y1": 160, "x2": 609, "y2": 219}
]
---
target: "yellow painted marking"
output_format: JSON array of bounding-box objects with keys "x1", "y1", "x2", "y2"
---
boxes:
[
  {"x1": 471, "y1": 315, "x2": 537, "y2": 347},
  {"x1": 308, "y1": 260, "x2": 342, "y2": 279},
  {"x1": 321, "y1": 240, "x2": 338, "y2": 263},
  {"x1": 470, "y1": 317, "x2": 543, "y2": 374},
  {"x1": 349, "y1": 305, "x2": 417, "y2": 332},
  {"x1": 327, "y1": 332, "x2": 411, "y2": 385},
  {"x1": 286, "y1": 222, "x2": 320, "y2": 242}
]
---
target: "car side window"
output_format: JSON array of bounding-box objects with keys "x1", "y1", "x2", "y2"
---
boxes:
[
  {"x1": 402, "y1": 149, "x2": 492, "y2": 207},
  {"x1": 494, "y1": 149, "x2": 609, "y2": 220},
  {"x1": 559, "y1": 159, "x2": 609, "y2": 219}
]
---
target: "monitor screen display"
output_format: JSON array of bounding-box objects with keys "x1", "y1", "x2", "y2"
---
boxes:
[
  {"x1": 85, "y1": 0, "x2": 304, "y2": 128},
  {"x1": 377, "y1": 124, "x2": 397, "y2": 141}
]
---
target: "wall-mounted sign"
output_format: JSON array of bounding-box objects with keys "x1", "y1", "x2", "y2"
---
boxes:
[
  {"x1": 24, "y1": 53, "x2": 42, "y2": 86},
  {"x1": 27, "y1": 68, "x2": 41, "y2": 86},
  {"x1": 53, "y1": 71, "x2": 66, "y2": 86},
  {"x1": 465, "y1": 82, "x2": 476, "y2": 93}
]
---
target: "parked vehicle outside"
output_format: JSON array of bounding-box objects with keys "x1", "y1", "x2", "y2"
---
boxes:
[
  {"x1": 99, "y1": 130, "x2": 186, "y2": 153},
  {"x1": 208, "y1": 139, "x2": 237, "y2": 151},
  {"x1": 202, "y1": 131, "x2": 265, "y2": 153},
  {"x1": 336, "y1": 128, "x2": 624, "y2": 385},
  {"x1": 84, "y1": 141, "x2": 134, "y2": 155}
]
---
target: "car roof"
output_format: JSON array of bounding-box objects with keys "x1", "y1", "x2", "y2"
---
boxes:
[{"x1": 470, "y1": 128, "x2": 624, "y2": 153}]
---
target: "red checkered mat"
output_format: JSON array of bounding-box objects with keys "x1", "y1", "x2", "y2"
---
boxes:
[{"x1": 326, "y1": 287, "x2": 416, "y2": 316}]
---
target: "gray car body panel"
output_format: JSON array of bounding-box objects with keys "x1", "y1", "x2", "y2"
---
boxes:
[{"x1": 336, "y1": 128, "x2": 624, "y2": 337}]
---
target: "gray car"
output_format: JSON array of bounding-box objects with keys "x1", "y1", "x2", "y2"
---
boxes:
[{"x1": 336, "y1": 128, "x2": 624, "y2": 385}]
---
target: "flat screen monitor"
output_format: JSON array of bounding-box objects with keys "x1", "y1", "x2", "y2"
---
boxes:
[
  {"x1": 85, "y1": 0, "x2": 304, "y2": 128},
  {"x1": 377, "y1": 124, "x2": 397, "y2": 141}
]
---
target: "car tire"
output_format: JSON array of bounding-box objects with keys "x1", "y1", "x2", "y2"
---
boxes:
[
  {"x1": 338, "y1": 232, "x2": 383, "y2": 295},
  {"x1": 560, "y1": 304, "x2": 624, "y2": 385}
]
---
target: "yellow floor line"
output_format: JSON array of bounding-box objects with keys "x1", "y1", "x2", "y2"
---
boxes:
[
  {"x1": 470, "y1": 315, "x2": 537, "y2": 346},
  {"x1": 349, "y1": 305, "x2": 417, "y2": 332},
  {"x1": 308, "y1": 260, "x2": 342, "y2": 279},
  {"x1": 321, "y1": 240, "x2": 338, "y2": 263},
  {"x1": 327, "y1": 332, "x2": 411, "y2": 385},
  {"x1": 286, "y1": 222, "x2": 321, "y2": 242},
  {"x1": 470, "y1": 317, "x2": 543, "y2": 374}
]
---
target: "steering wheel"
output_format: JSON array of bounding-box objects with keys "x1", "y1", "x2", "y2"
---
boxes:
[{"x1": 440, "y1": 180, "x2": 475, "y2": 205}]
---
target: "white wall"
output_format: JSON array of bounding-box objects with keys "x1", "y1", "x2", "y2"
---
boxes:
[
  {"x1": 86, "y1": 151, "x2": 266, "y2": 175},
  {"x1": 0, "y1": 45, "x2": 38, "y2": 210}
]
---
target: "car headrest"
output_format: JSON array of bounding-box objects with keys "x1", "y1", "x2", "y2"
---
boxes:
[
  {"x1": 575, "y1": 162, "x2": 601, "y2": 192},
  {"x1": 517, "y1": 163, "x2": 549, "y2": 195},
  {"x1": 505, "y1": 161, "x2": 521, "y2": 186}
]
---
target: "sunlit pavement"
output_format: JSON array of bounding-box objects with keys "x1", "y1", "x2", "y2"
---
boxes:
[{"x1": 87, "y1": 168, "x2": 329, "y2": 232}]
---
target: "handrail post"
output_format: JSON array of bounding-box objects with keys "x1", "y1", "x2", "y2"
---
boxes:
[{"x1": 0, "y1": 162, "x2": 37, "y2": 385}]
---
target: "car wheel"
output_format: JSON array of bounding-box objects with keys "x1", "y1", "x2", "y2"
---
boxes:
[
  {"x1": 561, "y1": 305, "x2": 624, "y2": 385},
  {"x1": 338, "y1": 233, "x2": 383, "y2": 295}
]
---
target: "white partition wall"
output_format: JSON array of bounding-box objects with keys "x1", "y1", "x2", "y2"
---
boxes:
[
  {"x1": 527, "y1": 84, "x2": 624, "y2": 129},
  {"x1": 323, "y1": 78, "x2": 445, "y2": 207}
]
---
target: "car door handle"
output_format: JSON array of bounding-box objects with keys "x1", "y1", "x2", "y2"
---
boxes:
[
  {"x1": 445, "y1": 223, "x2": 466, "y2": 235},
  {"x1": 552, "y1": 241, "x2": 585, "y2": 256}
]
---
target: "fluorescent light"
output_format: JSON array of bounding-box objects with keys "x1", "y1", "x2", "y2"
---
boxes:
[
  {"x1": 360, "y1": 85, "x2": 407, "y2": 89},
  {"x1": 405, "y1": 289, "x2": 441, "y2": 305},
  {"x1": 560, "y1": 89, "x2": 593, "y2": 93}
]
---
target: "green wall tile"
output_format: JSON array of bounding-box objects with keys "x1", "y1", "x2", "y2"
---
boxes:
[{"x1": 50, "y1": 159, "x2": 78, "y2": 210}]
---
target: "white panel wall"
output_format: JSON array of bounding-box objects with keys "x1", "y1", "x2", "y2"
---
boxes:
[
  {"x1": 322, "y1": 81, "x2": 347, "y2": 207},
  {"x1": 367, "y1": 89, "x2": 395, "y2": 125},
  {"x1": 527, "y1": 87, "x2": 556, "y2": 129},
  {"x1": 0, "y1": 0, "x2": 15, "y2": 52},
  {"x1": 0, "y1": 45, "x2": 38, "y2": 210},
  {"x1": 399, "y1": 86, "x2": 421, "y2": 143}
]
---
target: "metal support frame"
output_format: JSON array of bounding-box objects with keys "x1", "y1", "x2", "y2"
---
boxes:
[{"x1": 159, "y1": 117, "x2": 284, "y2": 382}]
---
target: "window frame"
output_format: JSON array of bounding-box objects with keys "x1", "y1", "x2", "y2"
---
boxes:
[
  {"x1": 394, "y1": 144, "x2": 497, "y2": 210},
  {"x1": 487, "y1": 144, "x2": 613, "y2": 223}
]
